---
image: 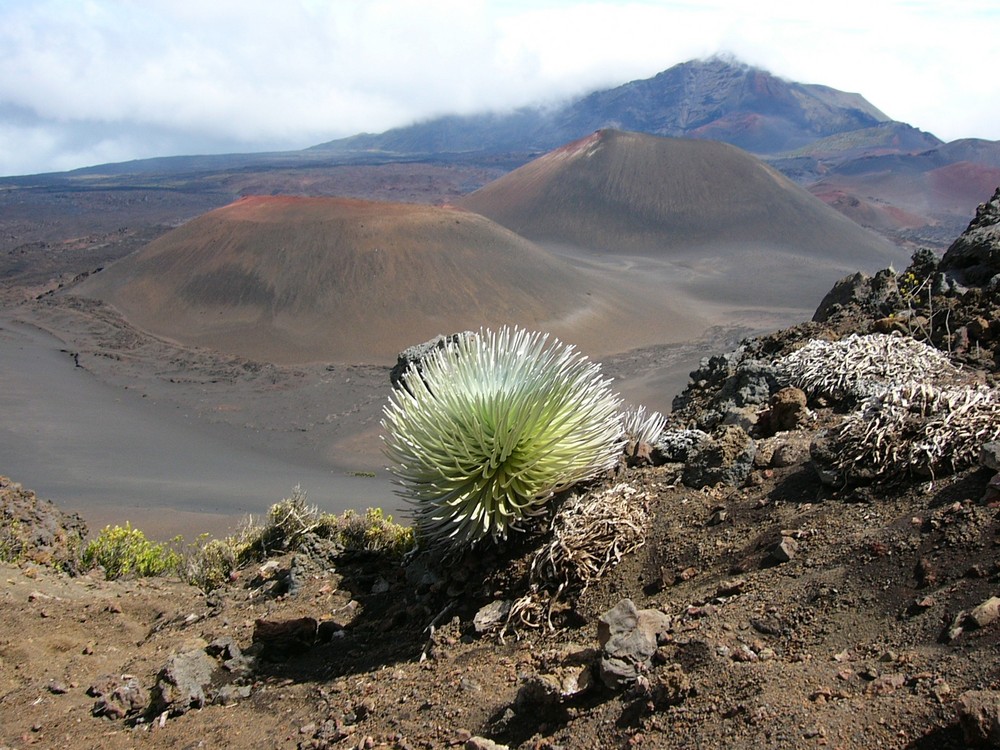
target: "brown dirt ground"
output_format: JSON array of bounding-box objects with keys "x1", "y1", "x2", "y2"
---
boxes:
[{"x1": 2, "y1": 452, "x2": 998, "y2": 750}]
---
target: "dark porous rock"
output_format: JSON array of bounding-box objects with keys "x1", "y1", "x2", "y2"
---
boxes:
[
  {"x1": 957, "y1": 690, "x2": 1000, "y2": 747},
  {"x1": 720, "y1": 359, "x2": 781, "y2": 407},
  {"x1": 473, "y1": 599, "x2": 512, "y2": 635},
  {"x1": 89, "y1": 674, "x2": 148, "y2": 720},
  {"x1": 813, "y1": 268, "x2": 898, "y2": 323},
  {"x1": 940, "y1": 187, "x2": 1000, "y2": 287},
  {"x1": 652, "y1": 429, "x2": 710, "y2": 465},
  {"x1": 813, "y1": 272, "x2": 872, "y2": 323},
  {"x1": 981, "y1": 442, "x2": 1000, "y2": 472},
  {"x1": 597, "y1": 599, "x2": 670, "y2": 689},
  {"x1": 389, "y1": 332, "x2": 474, "y2": 391},
  {"x1": 683, "y1": 425, "x2": 756, "y2": 489},
  {"x1": 149, "y1": 640, "x2": 218, "y2": 716},
  {"x1": 763, "y1": 386, "x2": 809, "y2": 434}
]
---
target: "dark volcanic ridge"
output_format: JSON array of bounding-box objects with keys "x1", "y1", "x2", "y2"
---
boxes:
[{"x1": 73, "y1": 195, "x2": 706, "y2": 364}]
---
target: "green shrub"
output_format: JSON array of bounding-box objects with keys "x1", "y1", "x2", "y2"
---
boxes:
[
  {"x1": 81, "y1": 523, "x2": 180, "y2": 580},
  {"x1": 0, "y1": 519, "x2": 23, "y2": 564},
  {"x1": 328, "y1": 507, "x2": 415, "y2": 557},
  {"x1": 382, "y1": 326, "x2": 622, "y2": 549},
  {"x1": 180, "y1": 535, "x2": 238, "y2": 592}
]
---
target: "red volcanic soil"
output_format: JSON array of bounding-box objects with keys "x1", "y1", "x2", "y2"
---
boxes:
[
  {"x1": 73, "y1": 195, "x2": 706, "y2": 364},
  {"x1": 928, "y1": 162, "x2": 1000, "y2": 214},
  {"x1": 811, "y1": 189, "x2": 929, "y2": 232}
]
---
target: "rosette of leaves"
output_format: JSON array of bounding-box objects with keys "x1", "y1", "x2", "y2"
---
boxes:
[{"x1": 382, "y1": 326, "x2": 623, "y2": 549}]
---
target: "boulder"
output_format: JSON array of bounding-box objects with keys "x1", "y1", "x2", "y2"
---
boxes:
[
  {"x1": 957, "y1": 690, "x2": 1000, "y2": 747},
  {"x1": 150, "y1": 640, "x2": 217, "y2": 715},
  {"x1": 940, "y1": 187, "x2": 1000, "y2": 287},
  {"x1": 389, "y1": 332, "x2": 473, "y2": 391},
  {"x1": 767, "y1": 387, "x2": 809, "y2": 432},
  {"x1": 652, "y1": 429, "x2": 710, "y2": 464},
  {"x1": 683, "y1": 425, "x2": 756, "y2": 488},
  {"x1": 813, "y1": 268, "x2": 898, "y2": 323},
  {"x1": 597, "y1": 599, "x2": 670, "y2": 689}
]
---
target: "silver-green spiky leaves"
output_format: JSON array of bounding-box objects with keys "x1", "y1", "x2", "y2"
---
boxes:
[{"x1": 381, "y1": 326, "x2": 623, "y2": 549}]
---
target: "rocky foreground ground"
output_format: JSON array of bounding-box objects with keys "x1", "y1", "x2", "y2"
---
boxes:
[{"x1": 4, "y1": 189, "x2": 1000, "y2": 750}]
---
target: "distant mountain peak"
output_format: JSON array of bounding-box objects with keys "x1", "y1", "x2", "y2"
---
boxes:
[{"x1": 314, "y1": 57, "x2": 895, "y2": 159}]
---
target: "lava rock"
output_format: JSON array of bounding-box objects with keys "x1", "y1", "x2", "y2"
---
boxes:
[
  {"x1": 597, "y1": 599, "x2": 670, "y2": 689},
  {"x1": 957, "y1": 690, "x2": 1000, "y2": 747},
  {"x1": 150, "y1": 640, "x2": 218, "y2": 715},
  {"x1": 683, "y1": 425, "x2": 756, "y2": 488}
]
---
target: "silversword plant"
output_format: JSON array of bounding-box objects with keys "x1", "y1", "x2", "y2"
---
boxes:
[{"x1": 382, "y1": 326, "x2": 623, "y2": 549}]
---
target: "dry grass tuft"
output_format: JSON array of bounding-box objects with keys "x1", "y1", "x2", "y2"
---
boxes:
[{"x1": 503, "y1": 481, "x2": 649, "y2": 636}]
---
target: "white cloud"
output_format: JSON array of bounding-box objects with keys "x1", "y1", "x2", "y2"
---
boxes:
[{"x1": 0, "y1": 0, "x2": 998, "y2": 175}]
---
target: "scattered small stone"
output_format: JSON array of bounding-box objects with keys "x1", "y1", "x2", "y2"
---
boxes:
[
  {"x1": 716, "y1": 579, "x2": 745, "y2": 597},
  {"x1": 678, "y1": 566, "x2": 699, "y2": 582},
  {"x1": 707, "y1": 506, "x2": 728, "y2": 526},
  {"x1": 473, "y1": 600, "x2": 512, "y2": 635},
  {"x1": 768, "y1": 537, "x2": 798, "y2": 564},
  {"x1": 90, "y1": 674, "x2": 148, "y2": 719},
  {"x1": 686, "y1": 604, "x2": 716, "y2": 619},
  {"x1": 866, "y1": 673, "x2": 906, "y2": 696},
  {"x1": 968, "y1": 597, "x2": 1000, "y2": 630},
  {"x1": 47, "y1": 681, "x2": 68, "y2": 694},
  {"x1": 464, "y1": 737, "x2": 508, "y2": 750},
  {"x1": 446, "y1": 730, "x2": 473, "y2": 747}
]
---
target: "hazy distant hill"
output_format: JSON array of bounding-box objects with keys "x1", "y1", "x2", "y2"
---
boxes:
[
  {"x1": 73, "y1": 196, "x2": 706, "y2": 363},
  {"x1": 314, "y1": 57, "x2": 893, "y2": 158}
]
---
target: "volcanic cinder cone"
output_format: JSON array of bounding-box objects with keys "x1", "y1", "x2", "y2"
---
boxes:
[
  {"x1": 75, "y1": 195, "x2": 705, "y2": 363},
  {"x1": 460, "y1": 129, "x2": 904, "y2": 309}
]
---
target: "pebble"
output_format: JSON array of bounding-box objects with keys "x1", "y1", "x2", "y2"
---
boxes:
[
  {"x1": 769, "y1": 537, "x2": 798, "y2": 564},
  {"x1": 969, "y1": 597, "x2": 1000, "y2": 630}
]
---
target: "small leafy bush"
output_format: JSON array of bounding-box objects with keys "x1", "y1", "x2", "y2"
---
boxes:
[
  {"x1": 331, "y1": 507, "x2": 415, "y2": 557},
  {"x1": 81, "y1": 523, "x2": 180, "y2": 580},
  {"x1": 0, "y1": 519, "x2": 24, "y2": 564},
  {"x1": 181, "y1": 535, "x2": 238, "y2": 592},
  {"x1": 382, "y1": 326, "x2": 623, "y2": 549}
]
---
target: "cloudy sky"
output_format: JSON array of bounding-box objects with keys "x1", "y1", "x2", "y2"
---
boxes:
[{"x1": 1, "y1": 0, "x2": 998, "y2": 177}]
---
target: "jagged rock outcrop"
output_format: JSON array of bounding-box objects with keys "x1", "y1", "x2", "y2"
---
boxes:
[
  {"x1": 0, "y1": 476, "x2": 87, "y2": 572},
  {"x1": 940, "y1": 187, "x2": 1000, "y2": 286}
]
